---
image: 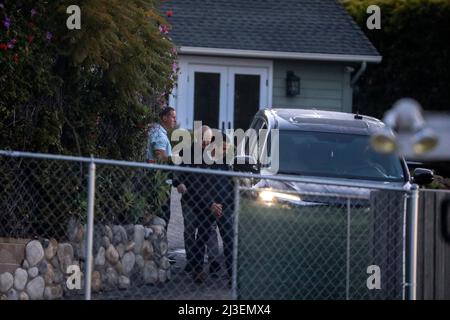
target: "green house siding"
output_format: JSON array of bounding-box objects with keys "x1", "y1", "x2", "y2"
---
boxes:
[{"x1": 273, "y1": 60, "x2": 353, "y2": 112}]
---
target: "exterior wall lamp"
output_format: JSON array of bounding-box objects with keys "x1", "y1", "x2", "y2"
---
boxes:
[{"x1": 286, "y1": 71, "x2": 300, "y2": 97}]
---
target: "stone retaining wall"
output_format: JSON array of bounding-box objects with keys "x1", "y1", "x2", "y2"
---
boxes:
[{"x1": 0, "y1": 215, "x2": 170, "y2": 300}]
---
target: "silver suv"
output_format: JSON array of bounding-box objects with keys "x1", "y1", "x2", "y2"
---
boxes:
[{"x1": 236, "y1": 108, "x2": 432, "y2": 205}]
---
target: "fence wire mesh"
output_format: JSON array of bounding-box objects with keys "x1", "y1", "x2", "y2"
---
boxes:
[
  {"x1": 237, "y1": 187, "x2": 407, "y2": 300},
  {"x1": 0, "y1": 152, "x2": 409, "y2": 300}
]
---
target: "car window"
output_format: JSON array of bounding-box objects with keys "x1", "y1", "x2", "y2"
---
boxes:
[{"x1": 277, "y1": 131, "x2": 405, "y2": 182}]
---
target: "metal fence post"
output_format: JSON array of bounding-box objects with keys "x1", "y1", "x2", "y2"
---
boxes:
[
  {"x1": 346, "y1": 198, "x2": 351, "y2": 300},
  {"x1": 85, "y1": 156, "x2": 96, "y2": 300},
  {"x1": 406, "y1": 184, "x2": 419, "y2": 300},
  {"x1": 232, "y1": 178, "x2": 240, "y2": 300}
]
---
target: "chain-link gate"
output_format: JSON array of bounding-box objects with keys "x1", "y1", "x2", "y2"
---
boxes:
[{"x1": 0, "y1": 150, "x2": 416, "y2": 300}]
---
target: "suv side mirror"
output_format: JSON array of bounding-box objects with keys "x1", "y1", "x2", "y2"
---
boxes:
[
  {"x1": 232, "y1": 155, "x2": 260, "y2": 173},
  {"x1": 412, "y1": 168, "x2": 434, "y2": 186}
]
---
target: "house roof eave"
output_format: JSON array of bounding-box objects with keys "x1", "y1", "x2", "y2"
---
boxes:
[{"x1": 178, "y1": 46, "x2": 382, "y2": 63}]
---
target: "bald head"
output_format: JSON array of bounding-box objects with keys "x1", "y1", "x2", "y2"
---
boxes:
[{"x1": 201, "y1": 125, "x2": 212, "y2": 148}]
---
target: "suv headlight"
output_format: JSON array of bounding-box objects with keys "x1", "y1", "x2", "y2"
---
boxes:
[{"x1": 258, "y1": 189, "x2": 301, "y2": 205}]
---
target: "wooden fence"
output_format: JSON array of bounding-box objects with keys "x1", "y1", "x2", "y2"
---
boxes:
[{"x1": 416, "y1": 190, "x2": 450, "y2": 300}]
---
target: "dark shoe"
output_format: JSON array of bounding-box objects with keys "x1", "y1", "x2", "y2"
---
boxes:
[
  {"x1": 193, "y1": 271, "x2": 206, "y2": 284},
  {"x1": 209, "y1": 261, "x2": 221, "y2": 278},
  {"x1": 167, "y1": 251, "x2": 177, "y2": 264},
  {"x1": 184, "y1": 264, "x2": 193, "y2": 273}
]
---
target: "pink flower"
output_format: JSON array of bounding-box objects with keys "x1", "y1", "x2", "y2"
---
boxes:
[
  {"x1": 159, "y1": 25, "x2": 169, "y2": 34},
  {"x1": 31, "y1": 8, "x2": 37, "y2": 17}
]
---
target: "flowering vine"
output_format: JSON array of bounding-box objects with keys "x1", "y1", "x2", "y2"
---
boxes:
[{"x1": 0, "y1": 2, "x2": 54, "y2": 65}]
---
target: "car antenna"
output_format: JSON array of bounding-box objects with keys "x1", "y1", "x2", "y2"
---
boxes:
[{"x1": 354, "y1": 108, "x2": 363, "y2": 120}]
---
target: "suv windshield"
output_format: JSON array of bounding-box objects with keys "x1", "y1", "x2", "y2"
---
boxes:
[{"x1": 277, "y1": 131, "x2": 405, "y2": 182}]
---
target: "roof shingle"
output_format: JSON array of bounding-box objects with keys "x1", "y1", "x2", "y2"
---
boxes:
[{"x1": 161, "y1": 0, "x2": 380, "y2": 58}]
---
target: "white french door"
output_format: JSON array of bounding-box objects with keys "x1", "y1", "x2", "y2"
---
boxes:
[
  {"x1": 185, "y1": 61, "x2": 270, "y2": 130},
  {"x1": 227, "y1": 67, "x2": 268, "y2": 130},
  {"x1": 188, "y1": 64, "x2": 227, "y2": 130}
]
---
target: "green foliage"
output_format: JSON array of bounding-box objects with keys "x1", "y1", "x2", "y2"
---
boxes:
[
  {"x1": 0, "y1": 1, "x2": 176, "y2": 237},
  {"x1": 0, "y1": 158, "x2": 171, "y2": 239},
  {"x1": 427, "y1": 175, "x2": 450, "y2": 189},
  {"x1": 1, "y1": 0, "x2": 177, "y2": 159},
  {"x1": 0, "y1": 1, "x2": 61, "y2": 153},
  {"x1": 0, "y1": 157, "x2": 86, "y2": 239},
  {"x1": 342, "y1": 0, "x2": 450, "y2": 118},
  {"x1": 56, "y1": 0, "x2": 175, "y2": 102},
  {"x1": 95, "y1": 166, "x2": 171, "y2": 225}
]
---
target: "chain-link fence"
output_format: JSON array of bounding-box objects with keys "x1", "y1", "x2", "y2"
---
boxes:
[
  {"x1": 237, "y1": 187, "x2": 408, "y2": 300},
  {"x1": 0, "y1": 150, "x2": 416, "y2": 300}
]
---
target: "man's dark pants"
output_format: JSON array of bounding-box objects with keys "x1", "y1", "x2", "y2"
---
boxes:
[{"x1": 192, "y1": 208, "x2": 234, "y2": 277}]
